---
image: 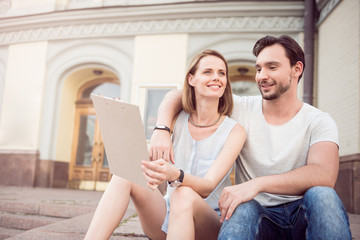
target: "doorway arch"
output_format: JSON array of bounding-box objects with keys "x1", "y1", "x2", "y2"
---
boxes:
[
  {"x1": 229, "y1": 63, "x2": 258, "y2": 97},
  {"x1": 68, "y1": 75, "x2": 120, "y2": 190},
  {"x1": 39, "y1": 39, "x2": 133, "y2": 163}
]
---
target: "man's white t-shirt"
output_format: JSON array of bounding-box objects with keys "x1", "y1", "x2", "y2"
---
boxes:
[{"x1": 231, "y1": 95, "x2": 339, "y2": 206}]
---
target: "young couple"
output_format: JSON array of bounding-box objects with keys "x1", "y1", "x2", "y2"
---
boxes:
[{"x1": 85, "y1": 35, "x2": 352, "y2": 240}]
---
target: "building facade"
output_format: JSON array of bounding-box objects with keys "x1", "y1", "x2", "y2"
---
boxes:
[{"x1": 0, "y1": 0, "x2": 358, "y2": 213}]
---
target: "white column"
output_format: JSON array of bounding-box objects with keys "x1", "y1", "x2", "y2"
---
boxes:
[{"x1": 0, "y1": 41, "x2": 48, "y2": 151}]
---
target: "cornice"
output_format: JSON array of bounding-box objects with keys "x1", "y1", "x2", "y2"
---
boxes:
[
  {"x1": 316, "y1": 0, "x2": 342, "y2": 25},
  {"x1": 0, "y1": 16, "x2": 304, "y2": 45},
  {"x1": 0, "y1": 2, "x2": 304, "y2": 45}
]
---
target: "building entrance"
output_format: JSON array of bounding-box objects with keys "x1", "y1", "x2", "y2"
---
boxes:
[{"x1": 68, "y1": 80, "x2": 120, "y2": 191}]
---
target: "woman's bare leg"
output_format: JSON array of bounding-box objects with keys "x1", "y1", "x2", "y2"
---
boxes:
[
  {"x1": 166, "y1": 186, "x2": 221, "y2": 240},
  {"x1": 130, "y1": 181, "x2": 167, "y2": 240},
  {"x1": 85, "y1": 175, "x2": 167, "y2": 240}
]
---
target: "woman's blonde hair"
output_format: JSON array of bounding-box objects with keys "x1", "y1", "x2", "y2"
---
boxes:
[{"x1": 182, "y1": 49, "x2": 233, "y2": 115}]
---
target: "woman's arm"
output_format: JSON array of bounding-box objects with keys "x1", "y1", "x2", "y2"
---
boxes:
[
  {"x1": 143, "y1": 124, "x2": 246, "y2": 197},
  {"x1": 149, "y1": 89, "x2": 182, "y2": 163},
  {"x1": 184, "y1": 124, "x2": 246, "y2": 197}
]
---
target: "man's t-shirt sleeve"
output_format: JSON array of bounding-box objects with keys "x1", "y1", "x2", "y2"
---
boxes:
[{"x1": 310, "y1": 113, "x2": 339, "y2": 148}]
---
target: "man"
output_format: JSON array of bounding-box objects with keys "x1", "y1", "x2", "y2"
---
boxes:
[{"x1": 150, "y1": 35, "x2": 351, "y2": 239}]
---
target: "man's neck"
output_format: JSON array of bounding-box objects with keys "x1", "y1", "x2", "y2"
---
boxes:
[{"x1": 262, "y1": 96, "x2": 303, "y2": 125}]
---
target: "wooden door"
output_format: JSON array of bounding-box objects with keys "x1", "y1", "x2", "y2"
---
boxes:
[{"x1": 68, "y1": 106, "x2": 111, "y2": 191}]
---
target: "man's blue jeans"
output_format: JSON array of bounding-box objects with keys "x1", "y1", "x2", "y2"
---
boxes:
[{"x1": 218, "y1": 187, "x2": 352, "y2": 240}]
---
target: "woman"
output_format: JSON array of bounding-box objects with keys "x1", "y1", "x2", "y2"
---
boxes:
[{"x1": 85, "y1": 49, "x2": 246, "y2": 240}]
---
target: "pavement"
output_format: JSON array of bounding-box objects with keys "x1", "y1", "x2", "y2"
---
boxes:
[{"x1": 0, "y1": 186, "x2": 359, "y2": 239}]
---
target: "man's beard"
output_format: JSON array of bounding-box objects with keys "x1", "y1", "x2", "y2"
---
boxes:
[{"x1": 258, "y1": 78, "x2": 292, "y2": 101}]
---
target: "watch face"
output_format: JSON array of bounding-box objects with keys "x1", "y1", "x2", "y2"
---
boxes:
[{"x1": 170, "y1": 181, "x2": 181, "y2": 188}]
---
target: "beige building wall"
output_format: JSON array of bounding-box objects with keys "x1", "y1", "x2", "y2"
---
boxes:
[
  {"x1": 0, "y1": 41, "x2": 48, "y2": 151},
  {"x1": 11, "y1": 0, "x2": 55, "y2": 8},
  {"x1": 132, "y1": 34, "x2": 187, "y2": 116},
  {"x1": 317, "y1": 0, "x2": 360, "y2": 156}
]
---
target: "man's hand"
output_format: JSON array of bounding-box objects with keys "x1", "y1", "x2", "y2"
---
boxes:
[
  {"x1": 219, "y1": 179, "x2": 260, "y2": 222},
  {"x1": 149, "y1": 130, "x2": 175, "y2": 164}
]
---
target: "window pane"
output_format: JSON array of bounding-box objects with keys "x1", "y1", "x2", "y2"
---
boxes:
[
  {"x1": 82, "y1": 83, "x2": 121, "y2": 98},
  {"x1": 102, "y1": 150, "x2": 109, "y2": 167},
  {"x1": 76, "y1": 115, "x2": 96, "y2": 166},
  {"x1": 144, "y1": 89, "x2": 172, "y2": 139}
]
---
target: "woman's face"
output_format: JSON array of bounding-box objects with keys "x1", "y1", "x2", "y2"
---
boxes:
[{"x1": 188, "y1": 55, "x2": 227, "y2": 99}]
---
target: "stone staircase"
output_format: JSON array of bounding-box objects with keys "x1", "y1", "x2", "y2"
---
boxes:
[
  {"x1": 0, "y1": 200, "x2": 95, "y2": 239},
  {"x1": 0, "y1": 186, "x2": 358, "y2": 240},
  {"x1": 0, "y1": 187, "x2": 148, "y2": 240}
]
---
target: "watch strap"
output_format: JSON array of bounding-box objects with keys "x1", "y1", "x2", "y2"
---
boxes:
[
  {"x1": 178, "y1": 169, "x2": 184, "y2": 183},
  {"x1": 154, "y1": 125, "x2": 171, "y2": 133},
  {"x1": 168, "y1": 169, "x2": 184, "y2": 185}
]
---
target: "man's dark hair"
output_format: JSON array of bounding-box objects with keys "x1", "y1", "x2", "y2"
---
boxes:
[{"x1": 252, "y1": 35, "x2": 305, "y2": 82}]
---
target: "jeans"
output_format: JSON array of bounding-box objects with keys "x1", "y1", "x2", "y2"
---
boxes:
[{"x1": 218, "y1": 186, "x2": 352, "y2": 240}]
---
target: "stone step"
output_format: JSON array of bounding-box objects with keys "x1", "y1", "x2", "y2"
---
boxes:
[
  {"x1": 0, "y1": 226, "x2": 25, "y2": 240},
  {"x1": 0, "y1": 201, "x2": 38, "y2": 215},
  {"x1": 38, "y1": 203, "x2": 95, "y2": 218},
  {"x1": 7, "y1": 211, "x2": 148, "y2": 240},
  {"x1": 0, "y1": 198, "x2": 96, "y2": 239},
  {"x1": 0, "y1": 211, "x2": 63, "y2": 231},
  {"x1": 0, "y1": 200, "x2": 94, "y2": 218}
]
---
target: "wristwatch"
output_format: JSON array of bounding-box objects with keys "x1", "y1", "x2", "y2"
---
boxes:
[
  {"x1": 168, "y1": 169, "x2": 184, "y2": 188},
  {"x1": 154, "y1": 125, "x2": 171, "y2": 133}
]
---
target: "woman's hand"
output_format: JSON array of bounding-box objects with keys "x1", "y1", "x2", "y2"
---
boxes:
[
  {"x1": 141, "y1": 159, "x2": 178, "y2": 190},
  {"x1": 149, "y1": 130, "x2": 175, "y2": 164}
]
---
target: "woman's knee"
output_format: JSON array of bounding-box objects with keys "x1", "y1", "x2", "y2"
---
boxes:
[{"x1": 170, "y1": 186, "x2": 199, "y2": 213}]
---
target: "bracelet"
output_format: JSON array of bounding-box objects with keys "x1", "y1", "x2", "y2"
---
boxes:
[{"x1": 154, "y1": 125, "x2": 171, "y2": 133}]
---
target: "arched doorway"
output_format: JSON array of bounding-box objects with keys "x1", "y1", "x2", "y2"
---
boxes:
[
  {"x1": 229, "y1": 64, "x2": 259, "y2": 97},
  {"x1": 68, "y1": 78, "x2": 120, "y2": 191}
]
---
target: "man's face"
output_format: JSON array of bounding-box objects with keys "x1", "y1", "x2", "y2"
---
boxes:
[{"x1": 255, "y1": 44, "x2": 294, "y2": 101}]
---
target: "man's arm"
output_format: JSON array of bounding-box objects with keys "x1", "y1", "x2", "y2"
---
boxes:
[
  {"x1": 149, "y1": 89, "x2": 182, "y2": 163},
  {"x1": 219, "y1": 141, "x2": 339, "y2": 222}
]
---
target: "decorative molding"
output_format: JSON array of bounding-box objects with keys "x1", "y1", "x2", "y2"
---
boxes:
[
  {"x1": 0, "y1": 16, "x2": 303, "y2": 45},
  {"x1": 0, "y1": 2, "x2": 304, "y2": 45},
  {"x1": 317, "y1": 0, "x2": 342, "y2": 25}
]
